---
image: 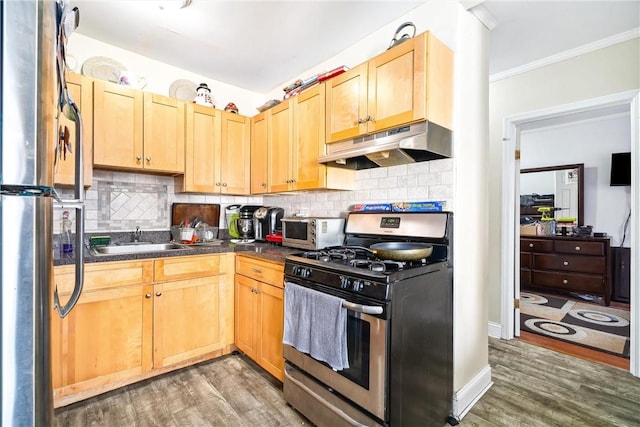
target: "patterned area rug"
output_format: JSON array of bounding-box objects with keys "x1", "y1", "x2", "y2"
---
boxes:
[{"x1": 520, "y1": 291, "x2": 631, "y2": 358}]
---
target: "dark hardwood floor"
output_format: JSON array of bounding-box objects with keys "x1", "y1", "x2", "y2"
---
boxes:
[{"x1": 55, "y1": 338, "x2": 640, "y2": 427}]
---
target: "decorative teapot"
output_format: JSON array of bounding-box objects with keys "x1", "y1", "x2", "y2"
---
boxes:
[{"x1": 194, "y1": 83, "x2": 214, "y2": 107}]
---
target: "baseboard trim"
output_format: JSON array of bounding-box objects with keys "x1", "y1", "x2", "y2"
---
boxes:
[
  {"x1": 451, "y1": 364, "x2": 493, "y2": 421},
  {"x1": 488, "y1": 321, "x2": 502, "y2": 338}
]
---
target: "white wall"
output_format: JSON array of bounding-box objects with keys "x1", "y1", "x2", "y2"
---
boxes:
[
  {"x1": 488, "y1": 37, "x2": 640, "y2": 323},
  {"x1": 521, "y1": 113, "x2": 632, "y2": 247}
]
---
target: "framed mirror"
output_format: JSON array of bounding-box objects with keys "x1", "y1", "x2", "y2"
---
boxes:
[{"x1": 520, "y1": 163, "x2": 584, "y2": 226}]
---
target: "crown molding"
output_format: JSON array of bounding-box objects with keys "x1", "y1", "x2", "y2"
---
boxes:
[{"x1": 490, "y1": 28, "x2": 640, "y2": 83}]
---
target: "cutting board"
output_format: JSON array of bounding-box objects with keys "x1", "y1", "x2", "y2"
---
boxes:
[{"x1": 171, "y1": 203, "x2": 220, "y2": 227}]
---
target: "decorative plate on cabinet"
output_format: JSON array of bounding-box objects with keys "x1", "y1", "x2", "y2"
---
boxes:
[
  {"x1": 81, "y1": 56, "x2": 126, "y2": 83},
  {"x1": 169, "y1": 79, "x2": 198, "y2": 101}
]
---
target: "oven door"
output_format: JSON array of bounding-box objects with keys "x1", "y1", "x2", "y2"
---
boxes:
[{"x1": 283, "y1": 279, "x2": 388, "y2": 422}]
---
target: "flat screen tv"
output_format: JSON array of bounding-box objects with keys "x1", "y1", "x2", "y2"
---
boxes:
[{"x1": 610, "y1": 152, "x2": 631, "y2": 186}]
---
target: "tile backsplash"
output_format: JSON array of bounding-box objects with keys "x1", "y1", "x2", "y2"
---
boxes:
[{"x1": 54, "y1": 159, "x2": 454, "y2": 234}]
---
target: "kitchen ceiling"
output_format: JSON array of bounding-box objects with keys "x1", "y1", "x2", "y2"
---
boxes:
[{"x1": 70, "y1": 0, "x2": 639, "y2": 93}]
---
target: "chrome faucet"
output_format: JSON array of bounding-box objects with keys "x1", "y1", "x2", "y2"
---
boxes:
[{"x1": 132, "y1": 226, "x2": 142, "y2": 242}]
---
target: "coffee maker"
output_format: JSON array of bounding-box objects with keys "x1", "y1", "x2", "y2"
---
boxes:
[
  {"x1": 253, "y1": 207, "x2": 285, "y2": 242},
  {"x1": 235, "y1": 205, "x2": 262, "y2": 242}
]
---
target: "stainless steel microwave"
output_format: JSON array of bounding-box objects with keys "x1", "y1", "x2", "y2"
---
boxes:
[{"x1": 281, "y1": 217, "x2": 345, "y2": 250}]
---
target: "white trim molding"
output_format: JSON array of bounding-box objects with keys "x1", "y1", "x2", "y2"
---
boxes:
[
  {"x1": 452, "y1": 365, "x2": 493, "y2": 421},
  {"x1": 488, "y1": 321, "x2": 502, "y2": 338},
  {"x1": 490, "y1": 28, "x2": 640, "y2": 82}
]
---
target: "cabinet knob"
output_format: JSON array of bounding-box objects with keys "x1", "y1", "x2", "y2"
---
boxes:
[
  {"x1": 146, "y1": 156, "x2": 151, "y2": 162},
  {"x1": 222, "y1": 183, "x2": 227, "y2": 187},
  {"x1": 155, "y1": 291, "x2": 162, "y2": 297},
  {"x1": 145, "y1": 293, "x2": 152, "y2": 299},
  {"x1": 366, "y1": 115, "x2": 373, "y2": 122},
  {"x1": 262, "y1": 182, "x2": 267, "y2": 187},
  {"x1": 357, "y1": 118, "x2": 366, "y2": 124},
  {"x1": 136, "y1": 155, "x2": 142, "y2": 161},
  {"x1": 563, "y1": 261, "x2": 569, "y2": 266},
  {"x1": 562, "y1": 279, "x2": 568, "y2": 284},
  {"x1": 529, "y1": 243, "x2": 534, "y2": 248},
  {"x1": 575, "y1": 246, "x2": 581, "y2": 251},
  {"x1": 215, "y1": 182, "x2": 221, "y2": 186}
]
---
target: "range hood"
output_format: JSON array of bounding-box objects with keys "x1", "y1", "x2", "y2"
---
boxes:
[{"x1": 318, "y1": 121, "x2": 452, "y2": 170}]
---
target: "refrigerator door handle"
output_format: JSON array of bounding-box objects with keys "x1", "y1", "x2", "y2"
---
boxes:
[
  {"x1": 54, "y1": 205, "x2": 84, "y2": 318},
  {"x1": 54, "y1": 91, "x2": 84, "y2": 318}
]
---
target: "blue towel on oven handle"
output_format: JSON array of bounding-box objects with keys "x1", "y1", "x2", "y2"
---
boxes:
[{"x1": 283, "y1": 282, "x2": 349, "y2": 371}]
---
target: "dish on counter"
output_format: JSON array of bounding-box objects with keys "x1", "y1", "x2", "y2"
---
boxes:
[
  {"x1": 81, "y1": 56, "x2": 126, "y2": 83},
  {"x1": 169, "y1": 79, "x2": 198, "y2": 101}
]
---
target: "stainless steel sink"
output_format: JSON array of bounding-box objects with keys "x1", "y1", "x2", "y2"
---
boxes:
[{"x1": 91, "y1": 242, "x2": 191, "y2": 256}]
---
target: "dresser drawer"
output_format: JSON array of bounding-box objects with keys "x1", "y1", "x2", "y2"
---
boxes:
[
  {"x1": 554, "y1": 240, "x2": 604, "y2": 256},
  {"x1": 531, "y1": 270, "x2": 604, "y2": 293},
  {"x1": 533, "y1": 254, "x2": 605, "y2": 274},
  {"x1": 236, "y1": 255, "x2": 284, "y2": 288},
  {"x1": 520, "y1": 239, "x2": 553, "y2": 253},
  {"x1": 520, "y1": 252, "x2": 531, "y2": 268}
]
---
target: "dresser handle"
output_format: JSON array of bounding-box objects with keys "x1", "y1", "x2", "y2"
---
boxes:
[
  {"x1": 563, "y1": 261, "x2": 569, "y2": 266},
  {"x1": 529, "y1": 243, "x2": 534, "y2": 248},
  {"x1": 575, "y1": 246, "x2": 581, "y2": 251},
  {"x1": 562, "y1": 279, "x2": 568, "y2": 284}
]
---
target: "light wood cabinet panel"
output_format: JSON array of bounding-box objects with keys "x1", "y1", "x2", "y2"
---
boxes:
[
  {"x1": 234, "y1": 255, "x2": 285, "y2": 381},
  {"x1": 54, "y1": 260, "x2": 153, "y2": 296},
  {"x1": 55, "y1": 72, "x2": 93, "y2": 187},
  {"x1": 153, "y1": 274, "x2": 227, "y2": 368},
  {"x1": 154, "y1": 253, "x2": 221, "y2": 282},
  {"x1": 250, "y1": 112, "x2": 269, "y2": 194},
  {"x1": 178, "y1": 104, "x2": 218, "y2": 192},
  {"x1": 143, "y1": 93, "x2": 185, "y2": 173},
  {"x1": 268, "y1": 100, "x2": 293, "y2": 193},
  {"x1": 219, "y1": 111, "x2": 251, "y2": 194},
  {"x1": 93, "y1": 81, "x2": 144, "y2": 170},
  {"x1": 325, "y1": 30, "x2": 453, "y2": 143}
]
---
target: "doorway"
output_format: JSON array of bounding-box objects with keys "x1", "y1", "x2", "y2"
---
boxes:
[{"x1": 500, "y1": 90, "x2": 640, "y2": 377}]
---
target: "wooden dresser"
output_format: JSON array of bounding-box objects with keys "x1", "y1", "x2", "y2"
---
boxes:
[{"x1": 520, "y1": 236, "x2": 612, "y2": 305}]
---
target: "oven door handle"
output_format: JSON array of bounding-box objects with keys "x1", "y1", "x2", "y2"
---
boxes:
[{"x1": 342, "y1": 301, "x2": 383, "y2": 315}]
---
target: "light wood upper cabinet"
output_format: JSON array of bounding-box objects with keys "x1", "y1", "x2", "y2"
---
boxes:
[
  {"x1": 143, "y1": 93, "x2": 185, "y2": 173},
  {"x1": 93, "y1": 81, "x2": 144, "y2": 170},
  {"x1": 55, "y1": 72, "x2": 93, "y2": 187},
  {"x1": 178, "y1": 108, "x2": 250, "y2": 194},
  {"x1": 219, "y1": 111, "x2": 251, "y2": 194},
  {"x1": 250, "y1": 112, "x2": 269, "y2": 194},
  {"x1": 325, "y1": 31, "x2": 453, "y2": 143},
  {"x1": 93, "y1": 82, "x2": 185, "y2": 174},
  {"x1": 264, "y1": 85, "x2": 354, "y2": 193}
]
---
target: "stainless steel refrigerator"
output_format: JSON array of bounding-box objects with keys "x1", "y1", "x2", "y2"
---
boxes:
[{"x1": 1, "y1": 1, "x2": 84, "y2": 424}]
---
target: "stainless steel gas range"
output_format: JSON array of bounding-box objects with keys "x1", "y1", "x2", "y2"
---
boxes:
[{"x1": 282, "y1": 211, "x2": 453, "y2": 427}]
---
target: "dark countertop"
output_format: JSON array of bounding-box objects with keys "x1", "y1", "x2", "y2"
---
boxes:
[{"x1": 54, "y1": 241, "x2": 299, "y2": 266}]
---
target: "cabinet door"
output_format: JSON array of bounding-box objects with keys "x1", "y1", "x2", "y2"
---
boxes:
[
  {"x1": 367, "y1": 35, "x2": 425, "y2": 133},
  {"x1": 52, "y1": 284, "x2": 153, "y2": 399},
  {"x1": 181, "y1": 103, "x2": 218, "y2": 192},
  {"x1": 293, "y1": 84, "x2": 326, "y2": 190},
  {"x1": 257, "y1": 282, "x2": 285, "y2": 381},
  {"x1": 93, "y1": 81, "x2": 144, "y2": 169},
  {"x1": 153, "y1": 275, "x2": 226, "y2": 368},
  {"x1": 143, "y1": 93, "x2": 185, "y2": 173},
  {"x1": 325, "y1": 62, "x2": 368, "y2": 143},
  {"x1": 55, "y1": 72, "x2": 93, "y2": 187},
  {"x1": 235, "y1": 274, "x2": 258, "y2": 360},
  {"x1": 250, "y1": 112, "x2": 269, "y2": 194},
  {"x1": 268, "y1": 100, "x2": 293, "y2": 192},
  {"x1": 220, "y1": 111, "x2": 250, "y2": 194}
]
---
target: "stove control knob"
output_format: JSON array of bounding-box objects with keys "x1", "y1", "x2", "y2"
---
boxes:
[
  {"x1": 352, "y1": 280, "x2": 362, "y2": 291},
  {"x1": 340, "y1": 276, "x2": 349, "y2": 289},
  {"x1": 302, "y1": 268, "x2": 311, "y2": 278}
]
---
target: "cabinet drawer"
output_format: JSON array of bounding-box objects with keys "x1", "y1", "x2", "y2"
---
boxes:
[
  {"x1": 520, "y1": 252, "x2": 531, "y2": 268},
  {"x1": 520, "y1": 269, "x2": 531, "y2": 287},
  {"x1": 154, "y1": 254, "x2": 221, "y2": 282},
  {"x1": 531, "y1": 270, "x2": 604, "y2": 293},
  {"x1": 236, "y1": 255, "x2": 284, "y2": 288},
  {"x1": 554, "y1": 240, "x2": 604, "y2": 256},
  {"x1": 520, "y1": 239, "x2": 553, "y2": 253},
  {"x1": 55, "y1": 260, "x2": 153, "y2": 295},
  {"x1": 533, "y1": 254, "x2": 605, "y2": 274}
]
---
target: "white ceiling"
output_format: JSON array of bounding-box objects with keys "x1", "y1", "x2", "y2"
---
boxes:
[{"x1": 70, "y1": 0, "x2": 639, "y2": 93}]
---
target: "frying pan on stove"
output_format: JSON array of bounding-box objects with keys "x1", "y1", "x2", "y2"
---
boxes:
[{"x1": 370, "y1": 242, "x2": 433, "y2": 261}]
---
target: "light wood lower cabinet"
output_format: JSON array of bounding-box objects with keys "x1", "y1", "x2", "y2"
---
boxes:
[
  {"x1": 52, "y1": 253, "x2": 235, "y2": 407},
  {"x1": 235, "y1": 255, "x2": 285, "y2": 381}
]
